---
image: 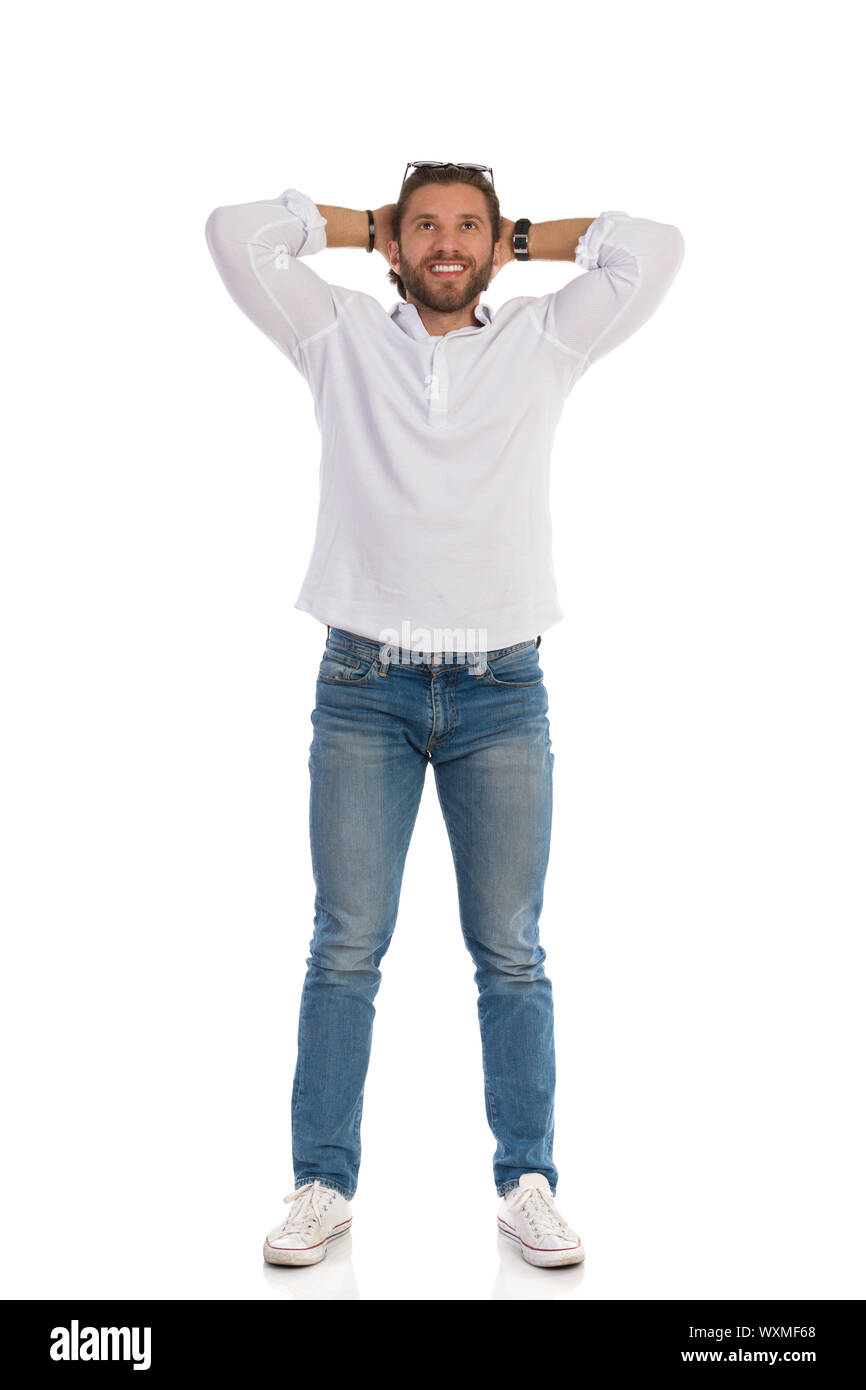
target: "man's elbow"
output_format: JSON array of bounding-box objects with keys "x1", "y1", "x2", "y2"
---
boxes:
[
  {"x1": 664, "y1": 224, "x2": 686, "y2": 273},
  {"x1": 205, "y1": 206, "x2": 227, "y2": 253}
]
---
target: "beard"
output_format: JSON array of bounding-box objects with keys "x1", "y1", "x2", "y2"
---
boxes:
[{"x1": 398, "y1": 244, "x2": 495, "y2": 311}]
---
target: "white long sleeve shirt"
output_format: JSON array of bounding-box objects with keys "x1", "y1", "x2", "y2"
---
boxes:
[{"x1": 205, "y1": 189, "x2": 685, "y2": 653}]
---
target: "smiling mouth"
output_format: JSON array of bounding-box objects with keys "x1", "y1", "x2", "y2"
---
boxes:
[{"x1": 428, "y1": 265, "x2": 467, "y2": 277}]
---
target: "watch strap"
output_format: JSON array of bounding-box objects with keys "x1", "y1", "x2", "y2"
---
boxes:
[{"x1": 513, "y1": 217, "x2": 531, "y2": 261}]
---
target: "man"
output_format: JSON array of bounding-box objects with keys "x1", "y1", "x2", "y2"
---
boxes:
[{"x1": 205, "y1": 162, "x2": 685, "y2": 1270}]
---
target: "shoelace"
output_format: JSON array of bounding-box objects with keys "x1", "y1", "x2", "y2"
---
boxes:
[
  {"x1": 278, "y1": 1181, "x2": 334, "y2": 1235},
  {"x1": 507, "y1": 1184, "x2": 571, "y2": 1238}
]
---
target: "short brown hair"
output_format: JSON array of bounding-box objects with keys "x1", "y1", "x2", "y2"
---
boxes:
[{"x1": 386, "y1": 166, "x2": 501, "y2": 301}]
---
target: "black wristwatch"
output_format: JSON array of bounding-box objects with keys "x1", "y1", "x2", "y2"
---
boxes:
[{"x1": 513, "y1": 218, "x2": 531, "y2": 261}]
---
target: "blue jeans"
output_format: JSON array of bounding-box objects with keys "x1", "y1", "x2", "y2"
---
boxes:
[{"x1": 291, "y1": 626, "x2": 558, "y2": 1200}]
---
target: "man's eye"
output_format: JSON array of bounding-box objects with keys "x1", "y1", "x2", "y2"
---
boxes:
[{"x1": 419, "y1": 221, "x2": 477, "y2": 229}]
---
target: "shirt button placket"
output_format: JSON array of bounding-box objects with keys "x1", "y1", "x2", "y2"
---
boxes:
[{"x1": 425, "y1": 341, "x2": 449, "y2": 426}]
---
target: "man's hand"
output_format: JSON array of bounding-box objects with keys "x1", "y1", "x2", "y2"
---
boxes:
[
  {"x1": 497, "y1": 217, "x2": 516, "y2": 271},
  {"x1": 373, "y1": 204, "x2": 397, "y2": 263}
]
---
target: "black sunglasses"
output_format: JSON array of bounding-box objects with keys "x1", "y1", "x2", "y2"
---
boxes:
[{"x1": 402, "y1": 161, "x2": 495, "y2": 192}]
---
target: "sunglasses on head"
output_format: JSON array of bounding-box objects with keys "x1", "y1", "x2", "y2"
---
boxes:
[{"x1": 402, "y1": 161, "x2": 495, "y2": 191}]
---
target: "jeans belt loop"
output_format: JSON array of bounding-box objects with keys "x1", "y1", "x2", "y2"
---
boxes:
[{"x1": 377, "y1": 642, "x2": 392, "y2": 675}]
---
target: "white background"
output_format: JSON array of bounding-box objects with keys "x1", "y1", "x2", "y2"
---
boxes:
[{"x1": 2, "y1": 0, "x2": 863, "y2": 1301}]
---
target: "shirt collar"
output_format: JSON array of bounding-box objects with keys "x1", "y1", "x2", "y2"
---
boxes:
[{"x1": 389, "y1": 299, "x2": 492, "y2": 340}]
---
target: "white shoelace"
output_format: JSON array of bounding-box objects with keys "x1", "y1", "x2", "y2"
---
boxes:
[
  {"x1": 507, "y1": 1184, "x2": 570, "y2": 1238},
  {"x1": 279, "y1": 1182, "x2": 334, "y2": 1235}
]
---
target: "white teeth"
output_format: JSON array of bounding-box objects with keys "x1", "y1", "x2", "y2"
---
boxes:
[{"x1": 431, "y1": 264, "x2": 465, "y2": 273}]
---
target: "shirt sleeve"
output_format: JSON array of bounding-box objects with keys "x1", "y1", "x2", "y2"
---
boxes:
[
  {"x1": 535, "y1": 211, "x2": 686, "y2": 376},
  {"x1": 204, "y1": 188, "x2": 343, "y2": 367}
]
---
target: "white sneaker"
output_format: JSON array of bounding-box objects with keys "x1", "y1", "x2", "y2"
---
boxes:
[
  {"x1": 497, "y1": 1173, "x2": 585, "y2": 1267},
  {"x1": 263, "y1": 1180, "x2": 353, "y2": 1266}
]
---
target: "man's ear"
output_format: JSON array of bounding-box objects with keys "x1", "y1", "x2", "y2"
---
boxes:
[
  {"x1": 387, "y1": 238, "x2": 400, "y2": 272},
  {"x1": 489, "y1": 238, "x2": 503, "y2": 281}
]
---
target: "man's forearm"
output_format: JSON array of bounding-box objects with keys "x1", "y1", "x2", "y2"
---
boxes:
[
  {"x1": 316, "y1": 205, "x2": 369, "y2": 248},
  {"x1": 526, "y1": 217, "x2": 596, "y2": 262}
]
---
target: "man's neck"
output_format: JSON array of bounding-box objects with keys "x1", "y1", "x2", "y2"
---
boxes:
[{"x1": 408, "y1": 296, "x2": 482, "y2": 337}]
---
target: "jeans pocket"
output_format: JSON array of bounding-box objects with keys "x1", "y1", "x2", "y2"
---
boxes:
[
  {"x1": 318, "y1": 642, "x2": 379, "y2": 685},
  {"x1": 484, "y1": 642, "x2": 544, "y2": 687}
]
